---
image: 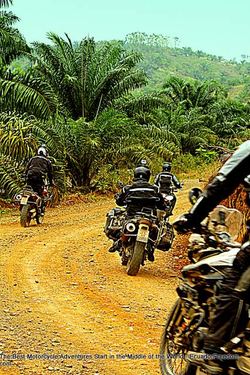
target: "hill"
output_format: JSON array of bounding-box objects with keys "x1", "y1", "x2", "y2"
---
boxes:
[{"x1": 123, "y1": 32, "x2": 250, "y2": 100}]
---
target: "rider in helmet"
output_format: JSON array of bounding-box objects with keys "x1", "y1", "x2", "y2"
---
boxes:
[
  {"x1": 116, "y1": 166, "x2": 165, "y2": 216},
  {"x1": 173, "y1": 140, "x2": 250, "y2": 374},
  {"x1": 154, "y1": 163, "x2": 182, "y2": 214},
  {"x1": 155, "y1": 163, "x2": 181, "y2": 193},
  {"x1": 108, "y1": 165, "x2": 166, "y2": 254},
  {"x1": 25, "y1": 145, "x2": 54, "y2": 213}
]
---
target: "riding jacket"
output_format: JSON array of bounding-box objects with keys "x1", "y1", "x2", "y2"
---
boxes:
[
  {"x1": 189, "y1": 140, "x2": 250, "y2": 226},
  {"x1": 25, "y1": 155, "x2": 53, "y2": 185},
  {"x1": 116, "y1": 179, "x2": 166, "y2": 217},
  {"x1": 154, "y1": 172, "x2": 181, "y2": 193}
]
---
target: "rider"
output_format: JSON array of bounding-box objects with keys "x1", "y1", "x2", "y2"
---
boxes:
[
  {"x1": 154, "y1": 163, "x2": 181, "y2": 212},
  {"x1": 173, "y1": 140, "x2": 250, "y2": 374},
  {"x1": 25, "y1": 145, "x2": 54, "y2": 214},
  {"x1": 108, "y1": 165, "x2": 166, "y2": 254}
]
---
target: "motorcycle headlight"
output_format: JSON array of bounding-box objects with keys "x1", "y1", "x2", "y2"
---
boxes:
[{"x1": 126, "y1": 222, "x2": 136, "y2": 233}]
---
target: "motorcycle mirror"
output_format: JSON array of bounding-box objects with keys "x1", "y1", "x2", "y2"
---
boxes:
[
  {"x1": 118, "y1": 181, "x2": 124, "y2": 188},
  {"x1": 189, "y1": 187, "x2": 202, "y2": 205}
]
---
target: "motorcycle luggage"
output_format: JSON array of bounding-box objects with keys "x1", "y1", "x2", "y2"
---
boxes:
[
  {"x1": 157, "y1": 222, "x2": 174, "y2": 251},
  {"x1": 104, "y1": 207, "x2": 125, "y2": 240}
]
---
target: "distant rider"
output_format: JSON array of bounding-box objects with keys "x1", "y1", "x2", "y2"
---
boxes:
[
  {"x1": 154, "y1": 163, "x2": 181, "y2": 213},
  {"x1": 108, "y1": 165, "x2": 166, "y2": 254},
  {"x1": 25, "y1": 145, "x2": 54, "y2": 214}
]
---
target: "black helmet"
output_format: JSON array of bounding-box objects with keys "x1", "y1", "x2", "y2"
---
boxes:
[
  {"x1": 162, "y1": 163, "x2": 171, "y2": 172},
  {"x1": 133, "y1": 166, "x2": 151, "y2": 181},
  {"x1": 189, "y1": 188, "x2": 202, "y2": 205}
]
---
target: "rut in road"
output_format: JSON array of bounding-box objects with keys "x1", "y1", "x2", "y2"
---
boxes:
[{"x1": 0, "y1": 180, "x2": 198, "y2": 374}]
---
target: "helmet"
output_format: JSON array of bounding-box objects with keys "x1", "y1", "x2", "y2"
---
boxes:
[
  {"x1": 189, "y1": 188, "x2": 202, "y2": 205},
  {"x1": 133, "y1": 166, "x2": 151, "y2": 182},
  {"x1": 37, "y1": 145, "x2": 48, "y2": 157},
  {"x1": 162, "y1": 163, "x2": 171, "y2": 172},
  {"x1": 139, "y1": 159, "x2": 147, "y2": 167}
]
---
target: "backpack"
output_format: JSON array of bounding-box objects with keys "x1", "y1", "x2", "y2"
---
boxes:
[{"x1": 158, "y1": 173, "x2": 173, "y2": 193}]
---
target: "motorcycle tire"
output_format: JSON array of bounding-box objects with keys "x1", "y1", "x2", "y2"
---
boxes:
[
  {"x1": 36, "y1": 212, "x2": 44, "y2": 225},
  {"x1": 20, "y1": 205, "x2": 31, "y2": 228},
  {"x1": 160, "y1": 299, "x2": 195, "y2": 375},
  {"x1": 127, "y1": 241, "x2": 145, "y2": 276},
  {"x1": 121, "y1": 252, "x2": 129, "y2": 266}
]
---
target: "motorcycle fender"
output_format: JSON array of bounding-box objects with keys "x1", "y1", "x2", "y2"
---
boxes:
[
  {"x1": 20, "y1": 196, "x2": 28, "y2": 205},
  {"x1": 137, "y1": 223, "x2": 149, "y2": 243}
]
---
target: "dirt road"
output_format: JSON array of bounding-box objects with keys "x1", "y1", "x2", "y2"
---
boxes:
[{"x1": 0, "y1": 180, "x2": 198, "y2": 375}]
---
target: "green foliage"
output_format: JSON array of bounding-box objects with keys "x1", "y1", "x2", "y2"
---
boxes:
[
  {"x1": 30, "y1": 34, "x2": 147, "y2": 121},
  {"x1": 124, "y1": 32, "x2": 250, "y2": 99},
  {"x1": 0, "y1": 153, "x2": 23, "y2": 197},
  {"x1": 171, "y1": 153, "x2": 219, "y2": 178},
  {"x1": 0, "y1": 1, "x2": 13, "y2": 7},
  {"x1": 1, "y1": 23, "x2": 250, "y2": 199},
  {"x1": 195, "y1": 147, "x2": 218, "y2": 163},
  {"x1": 91, "y1": 165, "x2": 132, "y2": 193},
  {"x1": 0, "y1": 10, "x2": 29, "y2": 65}
]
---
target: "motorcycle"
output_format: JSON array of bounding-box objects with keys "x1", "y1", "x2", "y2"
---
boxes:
[
  {"x1": 105, "y1": 202, "x2": 174, "y2": 276},
  {"x1": 159, "y1": 189, "x2": 250, "y2": 375},
  {"x1": 162, "y1": 189, "x2": 177, "y2": 216},
  {"x1": 14, "y1": 184, "x2": 52, "y2": 227}
]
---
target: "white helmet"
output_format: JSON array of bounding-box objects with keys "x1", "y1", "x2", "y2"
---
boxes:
[{"x1": 37, "y1": 146, "x2": 47, "y2": 157}]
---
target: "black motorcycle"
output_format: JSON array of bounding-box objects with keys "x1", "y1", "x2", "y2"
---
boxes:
[
  {"x1": 105, "y1": 203, "x2": 174, "y2": 276},
  {"x1": 14, "y1": 184, "x2": 52, "y2": 227},
  {"x1": 162, "y1": 189, "x2": 177, "y2": 216},
  {"x1": 159, "y1": 189, "x2": 250, "y2": 375}
]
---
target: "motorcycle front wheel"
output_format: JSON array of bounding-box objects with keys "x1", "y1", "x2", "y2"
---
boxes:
[
  {"x1": 20, "y1": 205, "x2": 31, "y2": 227},
  {"x1": 160, "y1": 299, "x2": 195, "y2": 375},
  {"x1": 127, "y1": 241, "x2": 145, "y2": 276}
]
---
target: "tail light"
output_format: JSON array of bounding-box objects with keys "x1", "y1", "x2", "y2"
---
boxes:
[{"x1": 42, "y1": 187, "x2": 48, "y2": 196}]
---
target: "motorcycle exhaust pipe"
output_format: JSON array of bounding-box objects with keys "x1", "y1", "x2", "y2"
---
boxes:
[{"x1": 126, "y1": 222, "x2": 136, "y2": 232}]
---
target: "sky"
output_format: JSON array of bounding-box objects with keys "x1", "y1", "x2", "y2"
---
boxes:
[{"x1": 7, "y1": 0, "x2": 250, "y2": 61}]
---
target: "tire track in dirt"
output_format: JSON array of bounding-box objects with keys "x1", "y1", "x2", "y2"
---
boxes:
[{"x1": 0, "y1": 180, "x2": 199, "y2": 374}]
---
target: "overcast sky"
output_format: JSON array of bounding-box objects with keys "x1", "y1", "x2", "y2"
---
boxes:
[{"x1": 8, "y1": 0, "x2": 250, "y2": 60}]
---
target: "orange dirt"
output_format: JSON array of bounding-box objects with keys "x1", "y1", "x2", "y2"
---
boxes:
[{"x1": 0, "y1": 180, "x2": 200, "y2": 375}]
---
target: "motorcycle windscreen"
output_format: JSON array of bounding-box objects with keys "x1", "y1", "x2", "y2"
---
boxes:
[{"x1": 207, "y1": 205, "x2": 243, "y2": 240}]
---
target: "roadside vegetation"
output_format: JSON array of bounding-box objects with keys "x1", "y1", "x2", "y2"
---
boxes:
[{"x1": 1, "y1": 1, "x2": 250, "y2": 201}]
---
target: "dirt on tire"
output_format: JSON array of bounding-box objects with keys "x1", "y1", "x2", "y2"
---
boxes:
[{"x1": 0, "y1": 180, "x2": 200, "y2": 375}]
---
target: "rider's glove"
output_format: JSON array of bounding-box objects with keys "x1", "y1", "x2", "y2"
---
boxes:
[{"x1": 173, "y1": 213, "x2": 197, "y2": 234}]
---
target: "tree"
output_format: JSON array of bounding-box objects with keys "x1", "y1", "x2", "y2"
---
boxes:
[
  {"x1": 0, "y1": 0, "x2": 13, "y2": 8},
  {"x1": 31, "y1": 34, "x2": 147, "y2": 121},
  {"x1": 0, "y1": 10, "x2": 30, "y2": 65}
]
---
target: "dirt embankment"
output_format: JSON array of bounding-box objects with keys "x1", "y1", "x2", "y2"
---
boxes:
[{"x1": 0, "y1": 180, "x2": 199, "y2": 375}]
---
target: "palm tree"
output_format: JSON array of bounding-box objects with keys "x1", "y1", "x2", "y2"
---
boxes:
[
  {"x1": 0, "y1": 66, "x2": 59, "y2": 119},
  {"x1": 0, "y1": 0, "x2": 13, "y2": 7},
  {"x1": 0, "y1": 10, "x2": 30, "y2": 65},
  {"x1": 163, "y1": 76, "x2": 226, "y2": 111},
  {"x1": 31, "y1": 34, "x2": 147, "y2": 121},
  {"x1": 0, "y1": 112, "x2": 68, "y2": 195}
]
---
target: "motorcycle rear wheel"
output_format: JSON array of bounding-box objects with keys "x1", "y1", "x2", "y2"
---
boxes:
[
  {"x1": 127, "y1": 241, "x2": 145, "y2": 276},
  {"x1": 160, "y1": 299, "x2": 195, "y2": 375},
  {"x1": 20, "y1": 205, "x2": 31, "y2": 227}
]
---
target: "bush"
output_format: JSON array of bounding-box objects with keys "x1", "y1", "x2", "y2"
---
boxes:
[
  {"x1": 172, "y1": 153, "x2": 221, "y2": 179},
  {"x1": 91, "y1": 165, "x2": 133, "y2": 193}
]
